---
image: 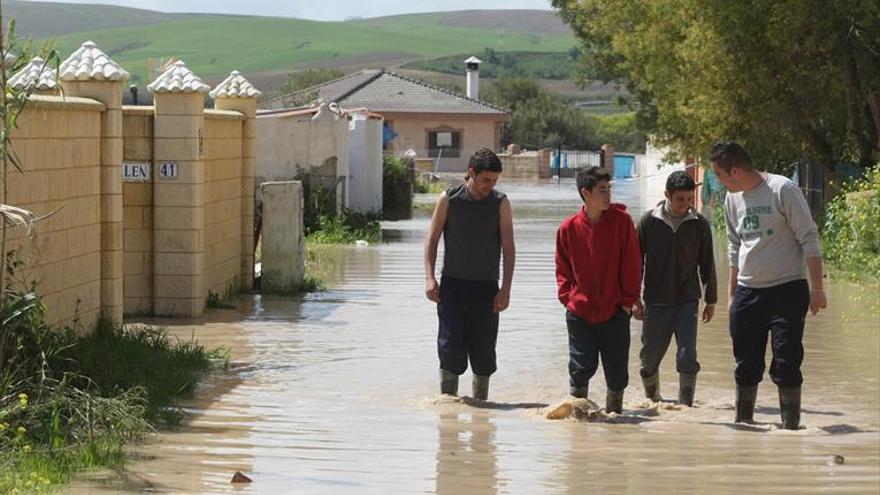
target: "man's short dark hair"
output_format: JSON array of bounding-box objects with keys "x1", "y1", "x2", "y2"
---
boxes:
[
  {"x1": 666, "y1": 170, "x2": 696, "y2": 193},
  {"x1": 576, "y1": 166, "x2": 612, "y2": 199},
  {"x1": 709, "y1": 141, "x2": 752, "y2": 172},
  {"x1": 469, "y1": 148, "x2": 502, "y2": 174}
]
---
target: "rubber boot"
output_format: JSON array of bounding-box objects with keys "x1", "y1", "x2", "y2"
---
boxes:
[
  {"x1": 735, "y1": 385, "x2": 758, "y2": 423},
  {"x1": 440, "y1": 369, "x2": 458, "y2": 396},
  {"x1": 606, "y1": 389, "x2": 624, "y2": 414},
  {"x1": 472, "y1": 375, "x2": 490, "y2": 401},
  {"x1": 678, "y1": 373, "x2": 697, "y2": 407},
  {"x1": 570, "y1": 384, "x2": 589, "y2": 399},
  {"x1": 642, "y1": 372, "x2": 660, "y2": 401},
  {"x1": 778, "y1": 386, "x2": 801, "y2": 430}
]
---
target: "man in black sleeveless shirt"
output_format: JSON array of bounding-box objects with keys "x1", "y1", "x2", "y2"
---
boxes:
[{"x1": 424, "y1": 148, "x2": 515, "y2": 400}]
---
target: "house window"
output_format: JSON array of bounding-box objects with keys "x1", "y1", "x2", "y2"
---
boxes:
[{"x1": 428, "y1": 130, "x2": 461, "y2": 158}]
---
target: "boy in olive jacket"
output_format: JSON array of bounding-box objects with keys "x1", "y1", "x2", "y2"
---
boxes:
[{"x1": 635, "y1": 170, "x2": 717, "y2": 406}]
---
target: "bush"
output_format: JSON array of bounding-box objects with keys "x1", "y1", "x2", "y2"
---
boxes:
[{"x1": 821, "y1": 165, "x2": 880, "y2": 279}]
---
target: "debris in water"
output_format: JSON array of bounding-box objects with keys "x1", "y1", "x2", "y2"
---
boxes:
[
  {"x1": 355, "y1": 240, "x2": 369, "y2": 247},
  {"x1": 546, "y1": 397, "x2": 601, "y2": 421},
  {"x1": 231, "y1": 471, "x2": 252, "y2": 483},
  {"x1": 827, "y1": 455, "x2": 845, "y2": 466}
]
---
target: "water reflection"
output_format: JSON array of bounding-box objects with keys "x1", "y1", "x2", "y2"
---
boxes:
[{"x1": 436, "y1": 411, "x2": 498, "y2": 495}]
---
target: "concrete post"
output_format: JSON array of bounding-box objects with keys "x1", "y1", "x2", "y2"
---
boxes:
[
  {"x1": 148, "y1": 61, "x2": 210, "y2": 316},
  {"x1": 260, "y1": 181, "x2": 304, "y2": 293},
  {"x1": 601, "y1": 144, "x2": 615, "y2": 176},
  {"x1": 59, "y1": 41, "x2": 128, "y2": 323},
  {"x1": 211, "y1": 70, "x2": 261, "y2": 292}
]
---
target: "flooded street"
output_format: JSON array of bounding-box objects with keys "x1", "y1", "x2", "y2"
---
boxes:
[{"x1": 72, "y1": 179, "x2": 879, "y2": 494}]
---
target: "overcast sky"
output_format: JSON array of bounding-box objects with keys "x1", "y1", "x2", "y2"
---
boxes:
[{"x1": 26, "y1": 0, "x2": 554, "y2": 20}]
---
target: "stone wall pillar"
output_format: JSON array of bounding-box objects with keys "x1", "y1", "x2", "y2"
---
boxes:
[
  {"x1": 59, "y1": 41, "x2": 127, "y2": 323},
  {"x1": 260, "y1": 181, "x2": 304, "y2": 293},
  {"x1": 211, "y1": 70, "x2": 261, "y2": 292},
  {"x1": 148, "y1": 61, "x2": 210, "y2": 316}
]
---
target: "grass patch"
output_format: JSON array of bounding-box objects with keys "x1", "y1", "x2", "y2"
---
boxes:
[
  {"x1": 47, "y1": 13, "x2": 576, "y2": 82},
  {"x1": 1, "y1": 279, "x2": 216, "y2": 492},
  {"x1": 306, "y1": 211, "x2": 381, "y2": 244},
  {"x1": 414, "y1": 177, "x2": 446, "y2": 194}
]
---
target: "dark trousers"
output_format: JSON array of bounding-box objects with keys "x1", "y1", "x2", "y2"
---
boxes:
[
  {"x1": 437, "y1": 276, "x2": 499, "y2": 376},
  {"x1": 729, "y1": 279, "x2": 809, "y2": 388},
  {"x1": 566, "y1": 308, "x2": 631, "y2": 393},
  {"x1": 639, "y1": 300, "x2": 700, "y2": 377}
]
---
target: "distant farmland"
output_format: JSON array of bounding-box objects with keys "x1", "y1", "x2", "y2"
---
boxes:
[{"x1": 38, "y1": 10, "x2": 575, "y2": 85}]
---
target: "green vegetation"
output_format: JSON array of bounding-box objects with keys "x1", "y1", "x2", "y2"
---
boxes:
[
  {"x1": 414, "y1": 177, "x2": 446, "y2": 194},
  {"x1": 0, "y1": 274, "x2": 215, "y2": 492},
  {"x1": 553, "y1": 0, "x2": 880, "y2": 177},
  {"x1": 404, "y1": 49, "x2": 579, "y2": 80},
  {"x1": 482, "y1": 77, "x2": 646, "y2": 152},
  {"x1": 279, "y1": 68, "x2": 345, "y2": 105},
  {"x1": 821, "y1": 166, "x2": 880, "y2": 280},
  {"x1": 382, "y1": 154, "x2": 413, "y2": 221},
  {"x1": 589, "y1": 112, "x2": 647, "y2": 154},
  {"x1": 307, "y1": 211, "x2": 381, "y2": 244},
  {"x1": 46, "y1": 14, "x2": 575, "y2": 83}
]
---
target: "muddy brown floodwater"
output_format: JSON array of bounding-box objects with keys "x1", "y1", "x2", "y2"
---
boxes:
[{"x1": 70, "y1": 179, "x2": 879, "y2": 494}]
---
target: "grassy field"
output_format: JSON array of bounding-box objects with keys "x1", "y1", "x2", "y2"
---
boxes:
[{"x1": 37, "y1": 10, "x2": 575, "y2": 84}]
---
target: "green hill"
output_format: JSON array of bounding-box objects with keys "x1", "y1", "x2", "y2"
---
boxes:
[
  {"x1": 8, "y1": 3, "x2": 575, "y2": 86},
  {"x1": 4, "y1": 0, "x2": 213, "y2": 38}
]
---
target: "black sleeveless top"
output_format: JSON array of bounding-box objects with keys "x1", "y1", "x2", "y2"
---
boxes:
[{"x1": 442, "y1": 183, "x2": 505, "y2": 282}]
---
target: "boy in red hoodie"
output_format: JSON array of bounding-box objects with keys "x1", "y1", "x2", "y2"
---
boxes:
[{"x1": 555, "y1": 166, "x2": 642, "y2": 413}]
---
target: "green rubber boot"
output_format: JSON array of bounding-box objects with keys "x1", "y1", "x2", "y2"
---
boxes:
[
  {"x1": 606, "y1": 389, "x2": 624, "y2": 414},
  {"x1": 735, "y1": 385, "x2": 758, "y2": 423},
  {"x1": 440, "y1": 369, "x2": 458, "y2": 396},
  {"x1": 472, "y1": 375, "x2": 490, "y2": 401},
  {"x1": 678, "y1": 373, "x2": 697, "y2": 407},
  {"x1": 642, "y1": 372, "x2": 660, "y2": 401},
  {"x1": 779, "y1": 386, "x2": 801, "y2": 430}
]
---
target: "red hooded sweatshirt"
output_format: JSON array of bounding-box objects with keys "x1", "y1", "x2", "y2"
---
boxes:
[{"x1": 556, "y1": 203, "x2": 642, "y2": 324}]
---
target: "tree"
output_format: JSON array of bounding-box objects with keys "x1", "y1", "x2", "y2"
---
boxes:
[
  {"x1": 482, "y1": 77, "x2": 600, "y2": 149},
  {"x1": 552, "y1": 0, "x2": 880, "y2": 179}
]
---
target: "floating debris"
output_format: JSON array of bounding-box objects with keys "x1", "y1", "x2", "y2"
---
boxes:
[
  {"x1": 231, "y1": 471, "x2": 252, "y2": 483},
  {"x1": 546, "y1": 397, "x2": 601, "y2": 421},
  {"x1": 827, "y1": 455, "x2": 845, "y2": 466}
]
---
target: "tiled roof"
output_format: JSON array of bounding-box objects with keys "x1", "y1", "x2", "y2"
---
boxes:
[
  {"x1": 148, "y1": 60, "x2": 210, "y2": 94},
  {"x1": 210, "y1": 70, "x2": 261, "y2": 99},
  {"x1": 266, "y1": 69, "x2": 507, "y2": 116},
  {"x1": 10, "y1": 57, "x2": 57, "y2": 91},
  {"x1": 59, "y1": 40, "x2": 129, "y2": 82}
]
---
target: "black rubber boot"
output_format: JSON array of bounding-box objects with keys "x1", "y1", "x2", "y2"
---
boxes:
[
  {"x1": 778, "y1": 386, "x2": 801, "y2": 430},
  {"x1": 570, "y1": 384, "x2": 589, "y2": 399},
  {"x1": 472, "y1": 375, "x2": 490, "y2": 401},
  {"x1": 642, "y1": 372, "x2": 660, "y2": 401},
  {"x1": 735, "y1": 385, "x2": 758, "y2": 423},
  {"x1": 440, "y1": 369, "x2": 458, "y2": 396},
  {"x1": 606, "y1": 389, "x2": 624, "y2": 414},
  {"x1": 678, "y1": 373, "x2": 697, "y2": 407}
]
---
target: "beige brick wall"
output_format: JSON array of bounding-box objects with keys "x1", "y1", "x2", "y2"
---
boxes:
[
  {"x1": 7, "y1": 96, "x2": 105, "y2": 329},
  {"x1": 122, "y1": 108, "x2": 154, "y2": 315},
  {"x1": 203, "y1": 112, "x2": 244, "y2": 298},
  {"x1": 7, "y1": 96, "x2": 254, "y2": 323}
]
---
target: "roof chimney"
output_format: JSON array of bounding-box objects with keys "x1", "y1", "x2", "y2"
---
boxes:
[{"x1": 465, "y1": 56, "x2": 481, "y2": 100}]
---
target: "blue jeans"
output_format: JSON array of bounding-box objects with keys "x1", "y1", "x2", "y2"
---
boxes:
[
  {"x1": 729, "y1": 279, "x2": 809, "y2": 388},
  {"x1": 566, "y1": 308, "x2": 631, "y2": 393},
  {"x1": 639, "y1": 300, "x2": 700, "y2": 377}
]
